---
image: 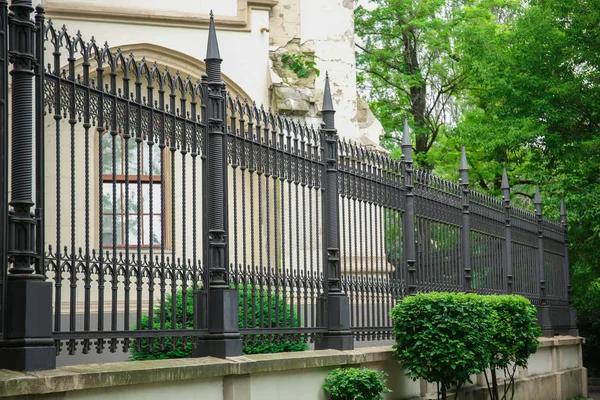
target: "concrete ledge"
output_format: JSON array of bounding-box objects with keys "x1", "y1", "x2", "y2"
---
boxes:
[
  {"x1": 0, "y1": 347, "x2": 393, "y2": 398},
  {"x1": 0, "y1": 338, "x2": 587, "y2": 399},
  {"x1": 537, "y1": 335, "x2": 585, "y2": 348}
]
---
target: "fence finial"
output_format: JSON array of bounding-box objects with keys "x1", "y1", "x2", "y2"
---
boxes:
[
  {"x1": 501, "y1": 168, "x2": 510, "y2": 201},
  {"x1": 534, "y1": 185, "x2": 542, "y2": 215},
  {"x1": 401, "y1": 116, "x2": 412, "y2": 162},
  {"x1": 322, "y1": 73, "x2": 335, "y2": 129},
  {"x1": 206, "y1": 11, "x2": 221, "y2": 60},
  {"x1": 205, "y1": 11, "x2": 222, "y2": 83},
  {"x1": 459, "y1": 146, "x2": 468, "y2": 185},
  {"x1": 560, "y1": 198, "x2": 567, "y2": 224},
  {"x1": 322, "y1": 72, "x2": 334, "y2": 112}
]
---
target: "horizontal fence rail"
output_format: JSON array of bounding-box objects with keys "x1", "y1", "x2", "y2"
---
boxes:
[{"x1": 0, "y1": 3, "x2": 577, "y2": 371}]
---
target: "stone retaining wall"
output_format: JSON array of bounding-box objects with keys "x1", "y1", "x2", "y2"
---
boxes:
[{"x1": 0, "y1": 337, "x2": 587, "y2": 400}]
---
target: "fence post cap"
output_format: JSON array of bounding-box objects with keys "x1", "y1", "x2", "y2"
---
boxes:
[
  {"x1": 534, "y1": 185, "x2": 542, "y2": 214},
  {"x1": 560, "y1": 198, "x2": 567, "y2": 222},
  {"x1": 322, "y1": 72, "x2": 334, "y2": 112},
  {"x1": 501, "y1": 168, "x2": 510, "y2": 189},
  {"x1": 459, "y1": 146, "x2": 468, "y2": 170},
  {"x1": 401, "y1": 117, "x2": 411, "y2": 147},
  {"x1": 206, "y1": 11, "x2": 221, "y2": 61}
]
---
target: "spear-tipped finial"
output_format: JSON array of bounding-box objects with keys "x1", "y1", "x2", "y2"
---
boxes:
[
  {"x1": 501, "y1": 168, "x2": 509, "y2": 189},
  {"x1": 534, "y1": 185, "x2": 542, "y2": 215},
  {"x1": 321, "y1": 73, "x2": 335, "y2": 130},
  {"x1": 322, "y1": 72, "x2": 334, "y2": 112},
  {"x1": 501, "y1": 168, "x2": 510, "y2": 201},
  {"x1": 401, "y1": 116, "x2": 411, "y2": 147},
  {"x1": 206, "y1": 10, "x2": 221, "y2": 61},
  {"x1": 459, "y1": 146, "x2": 468, "y2": 171},
  {"x1": 459, "y1": 146, "x2": 469, "y2": 185},
  {"x1": 401, "y1": 116, "x2": 413, "y2": 162},
  {"x1": 560, "y1": 198, "x2": 567, "y2": 223}
]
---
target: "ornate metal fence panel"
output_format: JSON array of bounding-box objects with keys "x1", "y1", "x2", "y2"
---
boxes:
[
  {"x1": 543, "y1": 219, "x2": 569, "y2": 331},
  {"x1": 0, "y1": 0, "x2": 7, "y2": 342},
  {"x1": 41, "y1": 22, "x2": 208, "y2": 355},
  {"x1": 470, "y1": 190, "x2": 506, "y2": 294},
  {"x1": 225, "y1": 99, "x2": 327, "y2": 347},
  {"x1": 511, "y1": 208, "x2": 540, "y2": 304},
  {"x1": 338, "y1": 141, "x2": 405, "y2": 341},
  {"x1": 414, "y1": 170, "x2": 463, "y2": 293}
]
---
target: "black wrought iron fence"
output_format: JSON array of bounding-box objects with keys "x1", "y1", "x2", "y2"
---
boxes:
[
  {"x1": 224, "y1": 98, "x2": 327, "y2": 347},
  {"x1": 338, "y1": 140, "x2": 405, "y2": 341},
  {"x1": 0, "y1": 0, "x2": 578, "y2": 372},
  {"x1": 41, "y1": 17, "x2": 209, "y2": 356}
]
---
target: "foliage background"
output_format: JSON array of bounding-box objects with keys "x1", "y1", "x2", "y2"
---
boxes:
[{"x1": 356, "y1": 0, "x2": 600, "y2": 375}]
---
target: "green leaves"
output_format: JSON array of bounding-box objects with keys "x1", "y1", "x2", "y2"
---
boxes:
[
  {"x1": 391, "y1": 292, "x2": 491, "y2": 398},
  {"x1": 390, "y1": 292, "x2": 540, "y2": 400},
  {"x1": 281, "y1": 53, "x2": 320, "y2": 79},
  {"x1": 129, "y1": 286, "x2": 308, "y2": 361},
  {"x1": 323, "y1": 368, "x2": 391, "y2": 400}
]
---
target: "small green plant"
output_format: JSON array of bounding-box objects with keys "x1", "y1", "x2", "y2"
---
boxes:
[
  {"x1": 281, "y1": 53, "x2": 320, "y2": 79},
  {"x1": 391, "y1": 292, "x2": 492, "y2": 400},
  {"x1": 129, "y1": 285, "x2": 307, "y2": 360},
  {"x1": 482, "y1": 295, "x2": 541, "y2": 400},
  {"x1": 323, "y1": 368, "x2": 391, "y2": 400}
]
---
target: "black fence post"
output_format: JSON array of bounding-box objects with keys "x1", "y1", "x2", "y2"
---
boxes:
[
  {"x1": 0, "y1": 0, "x2": 55, "y2": 371},
  {"x1": 560, "y1": 199, "x2": 578, "y2": 336},
  {"x1": 535, "y1": 186, "x2": 553, "y2": 337},
  {"x1": 401, "y1": 119, "x2": 417, "y2": 296},
  {"x1": 502, "y1": 169, "x2": 513, "y2": 294},
  {"x1": 315, "y1": 74, "x2": 353, "y2": 351},
  {"x1": 193, "y1": 12, "x2": 242, "y2": 358},
  {"x1": 0, "y1": 0, "x2": 8, "y2": 343},
  {"x1": 459, "y1": 147, "x2": 471, "y2": 292}
]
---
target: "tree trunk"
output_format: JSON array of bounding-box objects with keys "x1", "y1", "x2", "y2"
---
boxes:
[
  {"x1": 441, "y1": 382, "x2": 448, "y2": 400},
  {"x1": 491, "y1": 368, "x2": 499, "y2": 400},
  {"x1": 403, "y1": 26, "x2": 430, "y2": 167}
]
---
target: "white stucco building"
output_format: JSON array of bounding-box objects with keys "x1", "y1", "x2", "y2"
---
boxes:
[{"x1": 43, "y1": 0, "x2": 383, "y2": 144}]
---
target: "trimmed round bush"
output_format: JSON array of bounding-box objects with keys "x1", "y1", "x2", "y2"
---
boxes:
[
  {"x1": 483, "y1": 294, "x2": 540, "y2": 399},
  {"x1": 391, "y1": 292, "x2": 492, "y2": 400}
]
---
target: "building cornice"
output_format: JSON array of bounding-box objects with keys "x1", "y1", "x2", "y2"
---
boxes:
[{"x1": 43, "y1": 0, "x2": 278, "y2": 32}]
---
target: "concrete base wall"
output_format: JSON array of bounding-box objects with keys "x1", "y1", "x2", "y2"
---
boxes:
[{"x1": 0, "y1": 337, "x2": 586, "y2": 400}]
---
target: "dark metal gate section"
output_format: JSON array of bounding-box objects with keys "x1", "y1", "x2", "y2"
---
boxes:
[
  {"x1": 0, "y1": 0, "x2": 7, "y2": 343},
  {"x1": 40, "y1": 16, "x2": 213, "y2": 355},
  {"x1": 0, "y1": 0, "x2": 578, "y2": 372}
]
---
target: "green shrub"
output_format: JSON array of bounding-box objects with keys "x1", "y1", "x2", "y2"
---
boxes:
[
  {"x1": 129, "y1": 285, "x2": 308, "y2": 361},
  {"x1": 483, "y1": 295, "x2": 541, "y2": 400},
  {"x1": 323, "y1": 368, "x2": 391, "y2": 400},
  {"x1": 390, "y1": 292, "x2": 492, "y2": 400},
  {"x1": 237, "y1": 284, "x2": 308, "y2": 354}
]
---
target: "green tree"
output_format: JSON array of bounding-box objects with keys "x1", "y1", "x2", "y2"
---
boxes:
[
  {"x1": 355, "y1": 0, "x2": 520, "y2": 168},
  {"x1": 452, "y1": 0, "x2": 600, "y2": 374}
]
